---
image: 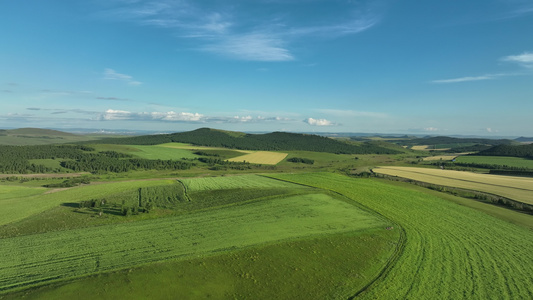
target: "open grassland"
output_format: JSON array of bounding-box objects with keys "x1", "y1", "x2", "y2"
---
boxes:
[
  {"x1": 159, "y1": 142, "x2": 252, "y2": 153},
  {"x1": 180, "y1": 174, "x2": 299, "y2": 192},
  {"x1": 0, "y1": 185, "x2": 46, "y2": 201},
  {"x1": 0, "y1": 135, "x2": 98, "y2": 146},
  {"x1": 0, "y1": 180, "x2": 176, "y2": 226},
  {"x1": 455, "y1": 155, "x2": 533, "y2": 168},
  {"x1": 0, "y1": 193, "x2": 389, "y2": 294},
  {"x1": 373, "y1": 166, "x2": 533, "y2": 204},
  {"x1": 127, "y1": 145, "x2": 199, "y2": 160},
  {"x1": 411, "y1": 145, "x2": 451, "y2": 151},
  {"x1": 1, "y1": 229, "x2": 398, "y2": 300},
  {"x1": 382, "y1": 180, "x2": 533, "y2": 230},
  {"x1": 267, "y1": 173, "x2": 533, "y2": 299},
  {"x1": 422, "y1": 155, "x2": 457, "y2": 161},
  {"x1": 227, "y1": 151, "x2": 288, "y2": 165}
]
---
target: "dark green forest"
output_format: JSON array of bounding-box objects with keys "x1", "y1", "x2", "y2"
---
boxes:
[
  {"x1": 475, "y1": 143, "x2": 533, "y2": 158},
  {"x1": 0, "y1": 145, "x2": 191, "y2": 174},
  {"x1": 92, "y1": 128, "x2": 402, "y2": 154}
]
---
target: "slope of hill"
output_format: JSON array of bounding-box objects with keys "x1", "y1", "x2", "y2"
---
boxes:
[
  {"x1": 476, "y1": 143, "x2": 533, "y2": 158},
  {"x1": 0, "y1": 128, "x2": 99, "y2": 145},
  {"x1": 515, "y1": 137, "x2": 533, "y2": 143},
  {"x1": 93, "y1": 128, "x2": 402, "y2": 154},
  {"x1": 6, "y1": 128, "x2": 76, "y2": 136},
  {"x1": 394, "y1": 136, "x2": 515, "y2": 147}
]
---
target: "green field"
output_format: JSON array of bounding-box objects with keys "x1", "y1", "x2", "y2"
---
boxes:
[
  {"x1": 0, "y1": 191, "x2": 390, "y2": 294},
  {"x1": 455, "y1": 155, "x2": 533, "y2": 168},
  {"x1": 127, "y1": 145, "x2": 200, "y2": 160},
  {"x1": 267, "y1": 173, "x2": 533, "y2": 299},
  {"x1": 180, "y1": 174, "x2": 299, "y2": 191},
  {"x1": 0, "y1": 180, "x2": 176, "y2": 226},
  {"x1": 1, "y1": 229, "x2": 396, "y2": 300}
]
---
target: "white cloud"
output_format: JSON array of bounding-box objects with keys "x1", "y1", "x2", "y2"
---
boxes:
[
  {"x1": 202, "y1": 33, "x2": 294, "y2": 62},
  {"x1": 99, "y1": 109, "x2": 292, "y2": 124},
  {"x1": 316, "y1": 109, "x2": 387, "y2": 118},
  {"x1": 432, "y1": 74, "x2": 500, "y2": 84},
  {"x1": 103, "y1": 69, "x2": 142, "y2": 85},
  {"x1": 102, "y1": 109, "x2": 133, "y2": 120},
  {"x1": 304, "y1": 117, "x2": 334, "y2": 126},
  {"x1": 424, "y1": 127, "x2": 439, "y2": 132},
  {"x1": 502, "y1": 51, "x2": 533, "y2": 68},
  {"x1": 99, "y1": 0, "x2": 380, "y2": 62}
]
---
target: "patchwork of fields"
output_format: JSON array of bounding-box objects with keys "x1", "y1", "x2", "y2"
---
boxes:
[
  {"x1": 2, "y1": 136, "x2": 533, "y2": 299},
  {"x1": 374, "y1": 166, "x2": 533, "y2": 204},
  {"x1": 0, "y1": 175, "x2": 396, "y2": 298}
]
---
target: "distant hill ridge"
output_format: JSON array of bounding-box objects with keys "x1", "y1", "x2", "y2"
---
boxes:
[
  {"x1": 92, "y1": 128, "x2": 402, "y2": 154},
  {"x1": 5, "y1": 128, "x2": 75, "y2": 136},
  {"x1": 476, "y1": 143, "x2": 533, "y2": 158},
  {"x1": 395, "y1": 136, "x2": 514, "y2": 146}
]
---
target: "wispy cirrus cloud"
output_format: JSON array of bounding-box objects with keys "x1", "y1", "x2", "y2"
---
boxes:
[
  {"x1": 432, "y1": 74, "x2": 506, "y2": 84},
  {"x1": 96, "y1": 96, "x2": 130, "y2": 101},
  {"x1": 432, "y1": 51, "x2": 533, "y2": 84},
  {"x1": 103, "y1": 68, "x2": 142, "y2": 85},
  {"x1": 99, "y1": 0, "x2": 381, "y2": 61},
  {"x1": 502, "y1": 51, "x2": 533, "y2": 68},
  {"x1": 316, "y1": 109, "x2": 387, "y2": 118},
  {"x1": 201, "y1": 33, "x2": 294, "y2": 61}
]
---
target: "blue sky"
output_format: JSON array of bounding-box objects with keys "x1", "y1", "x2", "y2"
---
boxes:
[{"x1": 1, "y1": 0, "x2": 532, "y2": 136}]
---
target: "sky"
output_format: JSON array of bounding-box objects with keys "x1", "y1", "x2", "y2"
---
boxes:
[{"x1": 1, "y1": 0, "x2": 532, "y2": 136}]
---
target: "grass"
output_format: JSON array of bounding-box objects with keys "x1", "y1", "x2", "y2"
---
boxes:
[
  {"x1": 0, "y1": 180, "x2": 176, "y2": 226},
  {"x1": 455, "y1": 155, "x2": 533, "y2": 169},
  {"x1": 0, "y1": 229, "x2": 398, "y2": 300},
  {"x1": 179, "y1": 174, "x2": 300, "y2": 192},
  {"x1": 0, "y1": 135, "x2": 98, "y2": 146},
  {"x1": 266, "y1": 173, "x2": 533, "y2": 299},
  {"x1": 422, "y1": 155, "x2": 457, "y2": 161},
  {"x1": 373, "y1": 166, "x2": 533, "y2": 204},
  {"x1": 227, "y1": 151, "x2": 288, "y2": 165},
  {"x1": 27, "y1": 159, "x2": 72, "y2": 172},
  {"x1": 127, "y1": 145, "x2": 199, "y2": 160},
  {"x1": 381, "y1": 179, "x2": 533, "y2": 230},
  {"x1": 0, "y1": 185, "x2": 46, "y2": 201},
  {"x1": 0, "y1": 192, "x2": 389, "y2": 294}
]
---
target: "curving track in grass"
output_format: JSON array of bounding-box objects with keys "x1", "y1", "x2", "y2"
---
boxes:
[{"x1": 268, "y1": 173, "x2": 533, "y2": 299}]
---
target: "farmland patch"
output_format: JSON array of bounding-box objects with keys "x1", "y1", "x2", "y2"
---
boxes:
[
  {"x1": 179, "y1": 174, "x2": 298, "y2": 192},
  {"x1": 455, "y1": 155, "x2": 533, "y2": 169},
  {"x1": 373, "y1": 166, "x2": 533, "y2": 204},
  {"x1": 227, "y1": 151, "x2": 288, "y2": 165}
]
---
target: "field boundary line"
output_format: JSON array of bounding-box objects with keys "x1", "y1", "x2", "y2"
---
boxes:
[
  {"x1": 176, "y1": 179, "x2": 191, "y2": 202},
  {"x1": 262, "y1": 173, "x2": 407, "y2": 298},
  {"x1": 375, "y1": 174, "x2": 533, "y2": 214},
  {"x1": 376, "y1": 167, "x2": 533, "y2": 192}
]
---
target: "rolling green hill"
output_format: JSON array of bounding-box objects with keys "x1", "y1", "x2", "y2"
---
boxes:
[
  {"x1": 0, "y1": 128, "x2": 98, "y2": 145},
  {"x1": 92, "y1": 128, "x2": 402, "y2": 154},
  {"x1": 476, "y1": 143, "x2": 533, "y2": 158}
]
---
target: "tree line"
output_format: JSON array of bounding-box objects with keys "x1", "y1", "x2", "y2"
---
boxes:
[
  {"x1": 0, "y1": 144, "x2": 191, "y2": 174},
  {"x1": 90, "y1": 128, "x2": 402, "y2": 155}
]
